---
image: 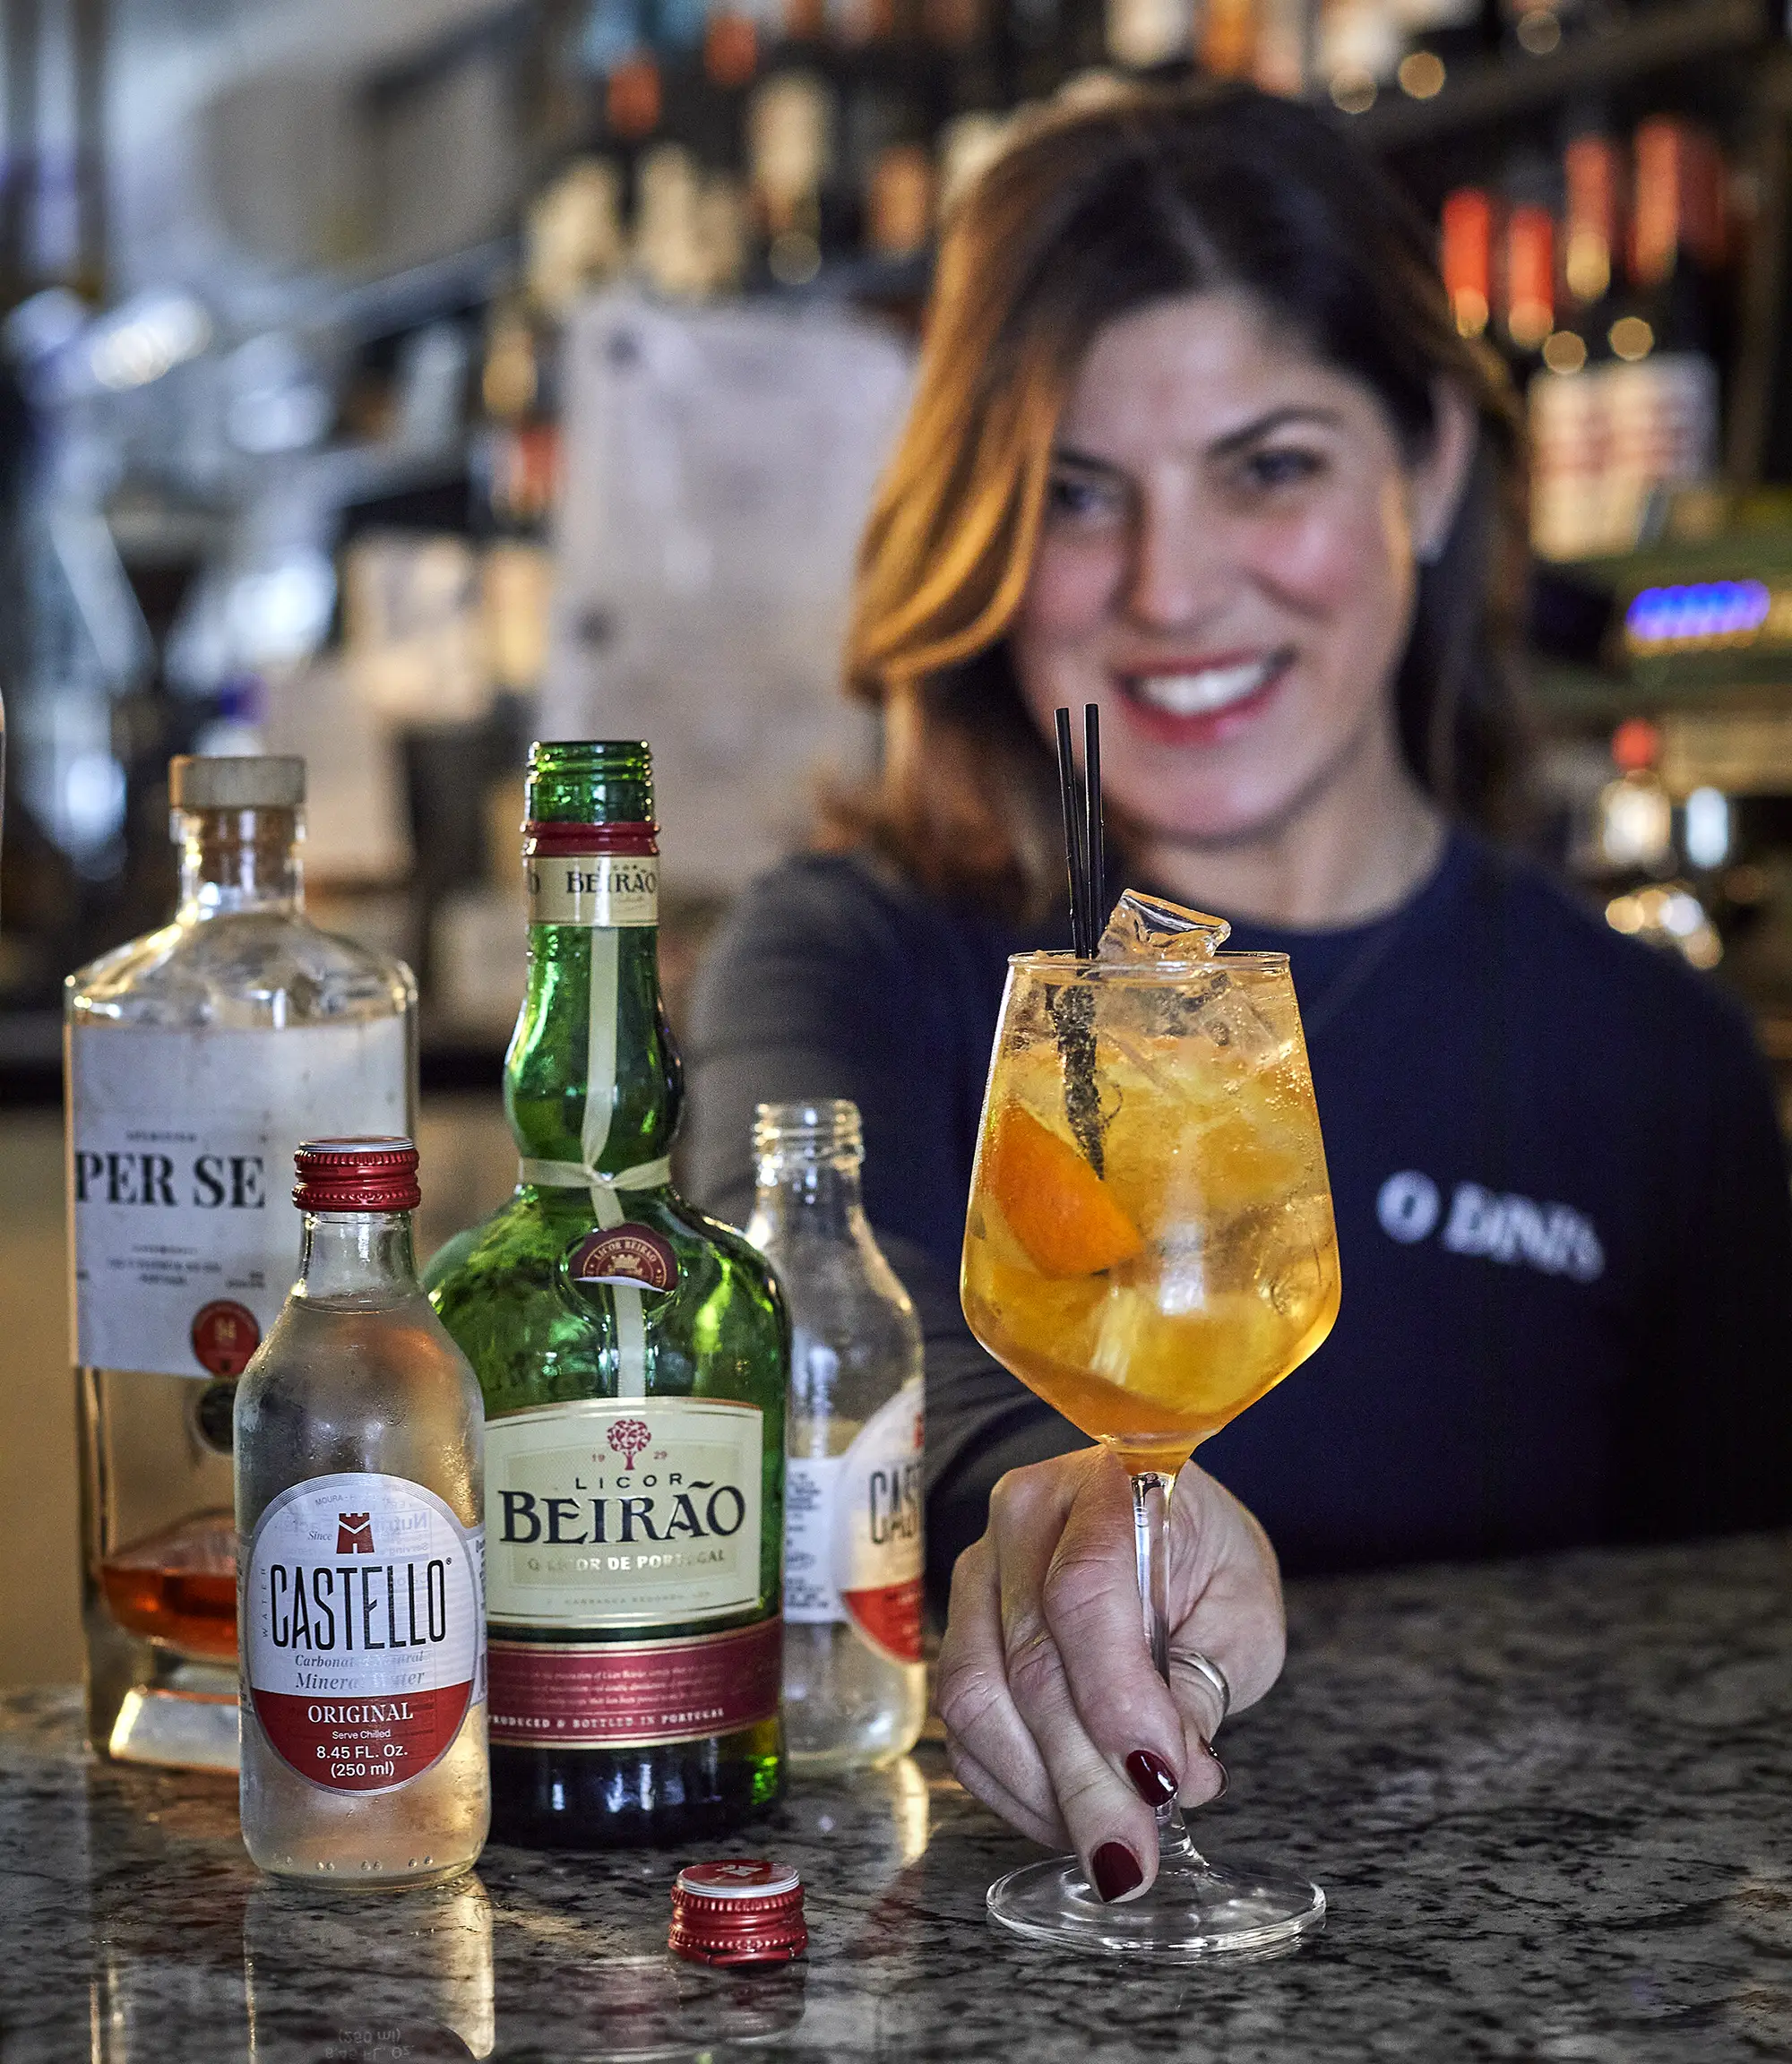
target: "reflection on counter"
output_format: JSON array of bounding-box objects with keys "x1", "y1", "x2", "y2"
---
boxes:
[
  {"x1": 26, "y1": 1704, "x2": 940, "y2": 2064},
  {"x1": 244, "y1": 1879, "x2": 495, "y2": 2062}
]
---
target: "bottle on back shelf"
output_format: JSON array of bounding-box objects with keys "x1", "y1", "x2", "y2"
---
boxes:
[
  {"x1": 426, "y1": 739, "x2": 789, "y2": 1849},
  {"x1": 1499, "y1": 191, "x2": 1555, "y2": 375},
  {"x1": 1529, "y1": 127, "x2": 1624, "y2": 561},
  {"x1": 1604, "y1": 114, "x2": 1725, "y2": 551},
  {"x1": 745, "y1": 1100, "x2": 926, "y2": 1770},
  {"x1": 65, "y1": 754, "x2": 416, "y2": 1772},
  {"x1": 236, "y1": 1139, "x2": 488, "y2": 1887},
  {"x1": 1440, "y1": 184, "x2": 1495, "y2": 340},
  {"x1": 1556, "y1": 125, "x2": 1624, "y2": 367}
]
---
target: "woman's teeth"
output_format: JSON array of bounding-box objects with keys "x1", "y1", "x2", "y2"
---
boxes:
[{"x1": 1129, "y1": 658, "x2": 1278, "y2": 716}]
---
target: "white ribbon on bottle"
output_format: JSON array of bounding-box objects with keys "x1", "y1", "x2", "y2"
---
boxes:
[
  {"x1": 515, "y1": 922, "x2": 668, "y2": 1399},
  {"x1": 518, "y1": 1157, "x2": 673, "y2": 1224}
]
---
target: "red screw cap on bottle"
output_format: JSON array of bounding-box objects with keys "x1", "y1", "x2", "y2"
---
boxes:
[
  {"x1": 668, "y1": 1861, "x2": 806, "y2": 1967},
  {"x1": 293, "y1": 1138, "x2": 422, "y2": 1214}
]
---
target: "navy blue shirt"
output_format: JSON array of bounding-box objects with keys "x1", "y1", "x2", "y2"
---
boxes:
[{"x1": 685, "y1": 833, "x2": 1792, "y2": 1603}]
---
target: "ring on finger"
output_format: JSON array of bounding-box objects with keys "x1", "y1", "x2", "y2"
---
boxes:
[{"x1": 1175, "y1": 1647, "x2": 1231, "y2": 1729}]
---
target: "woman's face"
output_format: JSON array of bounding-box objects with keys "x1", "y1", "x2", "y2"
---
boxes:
[{"x1": 1010, "y1": 289, "x2": 1469, "y2": 849}]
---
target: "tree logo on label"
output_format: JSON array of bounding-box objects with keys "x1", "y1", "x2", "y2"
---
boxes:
[
  {"x1": 608, "y1": 1417, "x2": 651, "y2": 1470},
  {"x1": 336, "y1": 1512, "x2": 375, "y2": 1553},
  {"x1": 191, "y1": 1299, "x2": 261, "y2": 1377}
]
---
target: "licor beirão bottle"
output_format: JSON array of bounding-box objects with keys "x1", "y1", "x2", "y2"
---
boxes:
[
  {"x1": 236, "y1": 1138, "x2": 487, "y2": 1887},
  {"x1": 65, "y1": 754, "x2": 415, "y2": 1772},
  {"x1": 426, "y1": 738, "x2": 789, "y2": 1847},
  {"x1": 746, "y1": 1100, "x2": 926, "y2": 1769}
]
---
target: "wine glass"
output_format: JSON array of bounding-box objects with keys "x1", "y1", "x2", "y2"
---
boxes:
[{"x1": 960, "y1": 923, "x2": 1340, "y2": 1960}]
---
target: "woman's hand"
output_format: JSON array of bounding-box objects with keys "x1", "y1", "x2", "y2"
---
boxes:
[{"x1": 935, "y1": 1446, "x2": 1286, "y2": 1902}]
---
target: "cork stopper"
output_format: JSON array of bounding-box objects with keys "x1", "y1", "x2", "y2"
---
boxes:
[{"x1": 169, "y1": 756, "x2": 306, "y2": 809}]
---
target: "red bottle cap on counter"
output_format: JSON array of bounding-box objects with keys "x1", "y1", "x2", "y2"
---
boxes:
[
  {"x1": 293, "y1": 1138, "x2": 422, "y2": 1214},
  {"x1": 668, "y1": 1861, "x2": 806, "y2": 1967}
]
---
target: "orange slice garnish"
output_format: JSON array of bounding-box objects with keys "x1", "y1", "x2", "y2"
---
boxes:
[{"x1": 982, "y1": 1105, "x2": 1144, "y2": 1279}]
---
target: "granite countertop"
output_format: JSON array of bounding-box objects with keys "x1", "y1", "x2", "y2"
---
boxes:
[{"x1": 4, "y1": 1533, "x2": 1791, "y2": 2063}]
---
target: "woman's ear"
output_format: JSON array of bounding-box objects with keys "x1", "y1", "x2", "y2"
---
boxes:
[{"x1": 1410, "y1": 379, "x2": 1478, "y2": 565}]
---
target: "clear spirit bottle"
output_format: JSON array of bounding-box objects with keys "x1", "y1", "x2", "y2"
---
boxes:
[
  {"x1": 236, "y1": 1139, "x2": 487, "y2": 1887},
  {"x1": 745, "y1": 1101, "x2": 926, "y2": 1768},
  {"x1": 65, "y1": 755, "x2": 415, "y2": 1769},
  {"x1": 426, "y1": 739, "x2": 788, "y2": 1847}
]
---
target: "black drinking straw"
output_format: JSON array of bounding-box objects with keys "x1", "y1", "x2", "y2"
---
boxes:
[
  {"x1": 1084, "y1": 702, "x2": 1105, "y2": 941},
  {"x1": 1055, "y1": 705, "x2": 1107, "y2": 958},
  {"x1": 1055, "y1": 708, "x2": 1090, "y2": 957}
]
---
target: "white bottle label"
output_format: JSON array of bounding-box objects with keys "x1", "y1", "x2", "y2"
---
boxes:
[
  {"x1": 68, "y1": 1020, "x2": 408, "y2": 1380},
  {"x1": 483, "y1": 1397, "x2": 764, "y2": 1628},
  {"x1": 243, "y1": 1472, "x2": 484, "y2": 1794},
  {"x1": 525, "y1": 853, "x2": 659, "y2": 927},
  {"x1": 784, "y1": 1380, "x2": 924, "y2": 1664}
]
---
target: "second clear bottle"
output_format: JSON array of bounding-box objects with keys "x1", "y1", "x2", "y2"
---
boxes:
[{"x1": 746, "y1": 1099, "x2": 926, "y2": 1770}]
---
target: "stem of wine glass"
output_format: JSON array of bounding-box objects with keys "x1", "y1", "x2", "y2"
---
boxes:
[{"x1": 1130, "y1": 1468, "x2": 1203, "y2": 1873}]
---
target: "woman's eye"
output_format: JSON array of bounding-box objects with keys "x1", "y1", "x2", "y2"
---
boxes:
[
  {"x1": 1046, "y1": 472, "x2": 1126, "y2": 523},
  {"x1": 1241, "y1": 447, "x2": 1324, "y2": 492}
]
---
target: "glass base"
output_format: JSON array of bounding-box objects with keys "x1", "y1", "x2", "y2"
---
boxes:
[
  {"x1": 987, "y1": 1850, "x2": 1325, "y2": 1963},
  {"x1": 107, "y1": 1673, "x2": 240, "y2": 1772}
]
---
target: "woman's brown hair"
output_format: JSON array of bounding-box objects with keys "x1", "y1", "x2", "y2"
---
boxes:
[{"x1": 830, "y1": 81, "x2": 1529, "y2": 921}]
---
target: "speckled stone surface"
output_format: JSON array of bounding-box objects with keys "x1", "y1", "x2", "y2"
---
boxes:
[{"x1": 4, "y1": 1534, "x2": 1791, "y2": 2062}]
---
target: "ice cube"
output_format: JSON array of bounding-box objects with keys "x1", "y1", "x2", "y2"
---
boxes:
[{"x1": 1098, "y1": 890, "x2": 1231, "y2": 961}]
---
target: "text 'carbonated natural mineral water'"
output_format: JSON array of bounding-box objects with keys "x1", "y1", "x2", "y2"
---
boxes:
[
  {"x1": 746, "y1": 1100, "x2": 926, "y2": 1769},
  {"x1": 235, "y1": 1139, "x2": 487, "y2": 1888}
]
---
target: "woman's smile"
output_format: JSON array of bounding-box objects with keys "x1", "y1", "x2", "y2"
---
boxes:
[{"x1": 1113, "y1": 647, "x2": 1297, "y2": 746}]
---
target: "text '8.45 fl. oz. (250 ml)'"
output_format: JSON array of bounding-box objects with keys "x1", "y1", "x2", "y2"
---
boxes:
[
  {"x1": 235, "y1": 1139, "x2": 487, "y2": 1887},
  {"x1": 425, "y1": 741, "x2": 789, "y2": 1847}
]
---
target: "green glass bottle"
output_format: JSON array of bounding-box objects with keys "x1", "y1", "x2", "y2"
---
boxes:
[{"x1": 425, "y1": 741, "x2": 788, "y2": 1847}]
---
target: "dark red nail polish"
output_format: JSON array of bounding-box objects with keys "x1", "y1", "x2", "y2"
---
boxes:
[
  {"x1": 1124, "y1": 1749, "x2": 1178, "y2": 1806},
  {"x1": 1091, "y1": 1842, "x2": 1142, "y2": 1903}
]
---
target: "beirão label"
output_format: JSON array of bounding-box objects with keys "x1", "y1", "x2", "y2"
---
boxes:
[
  {"x1": 243, "y1": 1472, "x2": 484, "y2": 1794},
  {"x1": 527, "y1": 853, "x2": 659, "y2": 927},
  {"x1": 485, "y1": 1398, "x2": 764, "y2": 1629},
  {"x1": 68, "y1": 1020, "x2": 408, "y2": 1379},
  {"x1": 783, "y1": 1380, "x2": 924, "y2": 1664}
]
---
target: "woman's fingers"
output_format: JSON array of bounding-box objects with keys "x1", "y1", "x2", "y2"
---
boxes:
[
  {"x1": 1164, "y1": 1466, "x2": 1287, "y2": 1715},
  {"x1": 989, "y1": 1456, "x2": 1174, "y2": 1897},
  {"x1": 935, "y1": 1447, "x2": 1292, "y2": 1902},
  {"x1": 943, "y1": 1739, "x2": 1066, "y2": 1849},
  {"x1": 935, "y1": 1530, "x2": 1061, "y2": 1830},
  {"x1": 1030, "y1": 1452, "x2": 1202, "y2": 1786}
]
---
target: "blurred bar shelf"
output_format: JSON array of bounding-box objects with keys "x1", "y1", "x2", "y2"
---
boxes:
[{"x1": 1350, "y1": 0, "x2": 1776, "y2": 150}]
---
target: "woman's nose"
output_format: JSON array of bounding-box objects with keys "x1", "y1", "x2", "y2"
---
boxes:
[{"x1": 1121, "y1": 499, "x2": 1225, "y2": 634}]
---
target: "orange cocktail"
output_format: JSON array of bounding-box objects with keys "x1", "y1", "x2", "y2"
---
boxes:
[{"x1": 963, "y1": 950, "x2": 1338, "y2": 1475}]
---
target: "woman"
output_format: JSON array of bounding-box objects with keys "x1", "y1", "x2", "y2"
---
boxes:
[{"x1": 685, "y1": 84, "x2": 1792, "y2": 1890}]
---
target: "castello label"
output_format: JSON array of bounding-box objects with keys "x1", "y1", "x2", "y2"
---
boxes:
[
  {"x1": 243, "y1": 1472, "x2": 485, "y2": 1793},
  {"x1": 784, "y1": 1380, "x2": 925, "y2": 1664}
]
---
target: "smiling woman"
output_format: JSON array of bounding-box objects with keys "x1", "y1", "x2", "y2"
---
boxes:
[
  {"x1": 835, "y1": 82, "x2": 1526, "y2": 929},
  {"x1": 683, "y1": 82, "x2": 1792, "y2": 1896}
]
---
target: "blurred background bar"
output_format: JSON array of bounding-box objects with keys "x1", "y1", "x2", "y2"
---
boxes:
[{"x1": 7, "y1": 0, "x2": 1792, "y2": 1681}]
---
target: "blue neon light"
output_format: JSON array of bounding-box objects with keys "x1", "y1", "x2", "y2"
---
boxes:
[{"x1": 1625, "y1": 580, "x2": 1771, "y2": 648}]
